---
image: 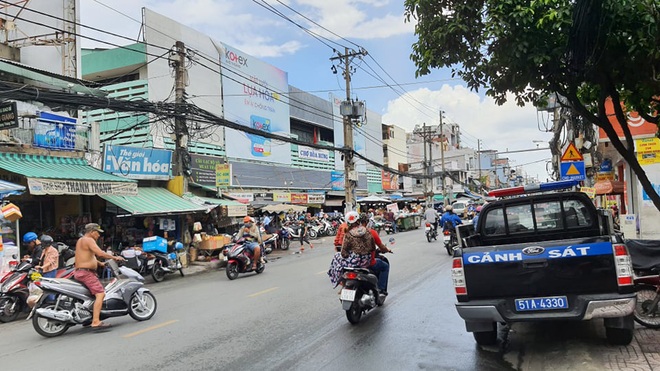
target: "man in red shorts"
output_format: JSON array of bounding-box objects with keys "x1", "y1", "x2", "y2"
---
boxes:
[{"x1": 73, "y1": 223, "x2": 124, "y2": 330}]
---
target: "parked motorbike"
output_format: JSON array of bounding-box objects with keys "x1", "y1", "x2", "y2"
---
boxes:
[
  {"x1": 338, "y1": 239, "x2": 394, "y2": 324},
  {"x1": 223, "y1": 236, "x2": 266, "y2": 280},
  {"x1": 0, "y1": 258, "x2": 75, "y2": 323},
  {"x1": 627, "y1": 239, "x2": 660, "y2": 328},
  {"x1": 29, "y1": 260, "x2": 156, "y2": 337},
  {"x1": 150, "y1": 242, "x2": 185, "y2": 282},
  {"x1": 425, "y1": 222, "x2": 438, "y2": 242},
  {"x1": 277, "y1": 228, "x2": 291, "y2": 250},
  {"x1": 121, "y1": 248, "x2": 157, "y2": 278}
]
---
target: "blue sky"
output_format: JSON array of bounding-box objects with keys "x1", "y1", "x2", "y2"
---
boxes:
[{"x1": 80, "y1": 0, "x2": 555, "y2": 181}]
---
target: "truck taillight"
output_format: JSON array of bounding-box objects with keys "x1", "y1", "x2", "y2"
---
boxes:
[
  {"x1": 452, "y1": 257, "x2": 467, "y2": 295},
  {"x1": 613, "y1": 244, "x2": 633, "y2": 286}
]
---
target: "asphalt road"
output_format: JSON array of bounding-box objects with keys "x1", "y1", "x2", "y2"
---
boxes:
[{"x1": 0, "y1": 228, "x2": 656, "y2": 370}]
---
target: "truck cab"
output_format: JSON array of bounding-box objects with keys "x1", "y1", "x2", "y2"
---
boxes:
[{"x1": 452, "y1": 181, "x2": 636, "y2": 345}]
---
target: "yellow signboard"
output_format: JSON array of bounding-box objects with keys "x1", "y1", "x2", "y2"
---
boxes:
[
  {"x1": 580, "y1": 186, "x2": 596, "y2": 199},
  {"x1": 215, "y1": 164, "x2": 231, "y2": 188},
  {"x1": 636, "y1": 138, "x2": 660, "y2": 165}
]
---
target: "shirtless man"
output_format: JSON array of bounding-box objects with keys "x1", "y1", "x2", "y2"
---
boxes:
[{"x1": 73, "y1": 223, "x2": 124, "y2": 329}]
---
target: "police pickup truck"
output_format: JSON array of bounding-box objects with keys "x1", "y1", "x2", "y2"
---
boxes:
[{"x1": 452, "y1": 180, "x2": 636, "y2": 345}]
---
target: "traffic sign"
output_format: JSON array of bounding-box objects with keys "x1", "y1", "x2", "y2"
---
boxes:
[
  {"x1": 561, "y1": 143, "x2": 583, "y2": 162},
  {"x1": 560, "y1": 161, "x2": 585, "y2": 181}
]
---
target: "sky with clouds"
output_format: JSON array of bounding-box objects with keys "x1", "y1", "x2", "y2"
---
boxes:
[{"x1": 79, "y1": 0, "x2": 555, "y2": 180}]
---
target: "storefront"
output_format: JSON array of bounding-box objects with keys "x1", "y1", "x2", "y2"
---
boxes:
[{"x1": 0, "y1": 152, "x2": 138, "y2": 251}]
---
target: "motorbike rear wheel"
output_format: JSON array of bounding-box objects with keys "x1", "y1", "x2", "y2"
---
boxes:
[
  {"x1": 226, "y1": 262, "x2": 239, "y2": 280},
  {"x1": 152, "y1": 260, "x2": 166, "y2": 282},
  {"x1": 346, "y1": 292, "x2": 363, "y2": 324},
  {"x1": 129, "y1": 292, "x2": 157, "y2": 321},
  {"x1": 0, "y1": 296, "x2": 22, "y2": 323},
  {"x1": 633, "y1": 286, "x2": 660, "y2": 329},
  {"x1": 426, "y1": 233, "x2": 432, "y2": 243},
  {"x1": 308, "y1": 229, "x2": 317, "y2": 239},
  {"x1": 281, "y1": 238, "x2": 290, "y2": 250},
  {"x1": 32, "y1": 304, "x2": 69, "y2": 338},
  {"x1": 256, "y1": 262, "x2": 265, "y2": 274}
]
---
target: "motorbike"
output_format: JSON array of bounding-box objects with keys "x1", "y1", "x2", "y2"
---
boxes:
[
  {"x1": 29, "y1": 260, "x2": 157, "y2": 337},
  {"x1": 120, "y1": 248, "x2": 157, "y2": 278},
  {"x1": 150, "y1": 242, "x2": 185, "y2": 282},
  {"x1": 626, "y1": 239, "x2": 660, "y2": 328},
  {"x1": 338, "y1": 238, "x2": 394, "y2": 324},
  {"x1": 0, "y1": 258, "x2": 74, "y2": 323},
  {"x1": 222, "y1": 236, "x2": 266, "y2": 280},
  {"x1": 443, "y1": 221, "x2": 458, "y2": 256},
  {"x1": 425, "y1": 222, "x2": 438, "y2": 242},
  {"x1": 277, "y1": 228, "x2": 291, "y2": 250},
  {"x1": 383, "y1": 221, "x2": 396, "y2": 234}
]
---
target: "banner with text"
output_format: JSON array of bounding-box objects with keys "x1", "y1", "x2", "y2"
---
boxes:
[
  {"x1": 191, "y1": 154, "x2": 225, "y2": 186},
  {"x1": 28, "y1": 178, "x2": 138, "y2": 196},
  {"x1": 103, "y1": 145, "x2": 172, "y2": 180},
  {"x1": 215, "y1": 163, "x2": 231, "y2": 188},
  {"x1": 298, "y1": 146, "x2": 329, "y2": 162}
]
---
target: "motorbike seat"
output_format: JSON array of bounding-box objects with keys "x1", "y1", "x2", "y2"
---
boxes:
[{"x1": 627, "y1": 239, "x2": 660, "y2": 271}]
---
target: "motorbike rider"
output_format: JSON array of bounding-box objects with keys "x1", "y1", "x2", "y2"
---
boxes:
[
  {"x1": 35, "y1": 235, "x2": 59, "y2": 278},
  {"x1": 22, "y1": 232, "x2": 43, "y2": 265},
  {"x1": 74, "y1": 223, "x2": 124, "y2": 330},
  {"x1": 360, "y1": 213, "x2": 392, "y2": 295},
  {"x1": 472, "y1": 205, "x2": 483, "y2": 227},
  {"x1": 441, "y1": 205, "x2": 463, "y2": 232},
  {"x1": 424, "y1": 204, "x2": 440, "y2": 232},
  {"x1": 334, "y1": 218, "x2": 349, "y2": 252},
  {"x1": 240, "y1": 216, "x2": 263, "y2": 270}
]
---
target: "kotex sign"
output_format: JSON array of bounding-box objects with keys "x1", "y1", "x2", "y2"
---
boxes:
[
  {"x1": 217, "y1": 42, "x2": 291, "y2": 165},
  {"x1": 103, "y1": 145, "x2": 172, "y2": 180}
]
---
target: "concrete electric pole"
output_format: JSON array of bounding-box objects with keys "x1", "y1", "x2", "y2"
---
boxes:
[
  {"x1": 414, "y1": 122, "x2": 441, "y2": 205},
  {"x1": 171, "y1": 41, "x2": 189, "y2": 193},
  {"x1": 439, "y1": 111, "x2": 447, "y2": 204},
  {"x1": 330, "y1": 47, "x2": 367, "y2": 214}
]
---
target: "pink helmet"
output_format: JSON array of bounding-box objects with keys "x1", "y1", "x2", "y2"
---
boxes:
[{"x1": 476, "y1": 206, "x2": 483, "y2": 212}]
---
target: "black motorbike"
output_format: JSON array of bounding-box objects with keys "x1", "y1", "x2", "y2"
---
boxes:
[
  {"x1": 443, "y1": 221, "x2": 458, "y2": 256},
  {"x1": 383, "y1": 221, "x2": 396, "y2": 234},
  {"x1": 29, "y1": 260, "x2": 157, "y2": 337},
  {"x1": 338, "y1": 239, "x2": 394, "y2": 324},
  {"x1": 425, "y1": 221, "x2": 438, "y2": 242}
]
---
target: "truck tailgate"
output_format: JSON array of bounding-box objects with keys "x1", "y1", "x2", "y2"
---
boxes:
[{"x1": 462, "y1": 238, "x2": 618, "y2": 299}]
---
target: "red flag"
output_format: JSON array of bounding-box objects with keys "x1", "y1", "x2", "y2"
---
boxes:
[{"x1": 313, "y1": 128, "x2": 318, "y2": 144}]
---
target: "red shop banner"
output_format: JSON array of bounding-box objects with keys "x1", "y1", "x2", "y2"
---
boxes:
[{"x1": 290, "y1": 193, "x2": 309, "y2": 204}]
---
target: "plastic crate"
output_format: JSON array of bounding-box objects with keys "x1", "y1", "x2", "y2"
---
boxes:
[{"x1": 142, "y1": 236, "x2": 168, "y2": 253}]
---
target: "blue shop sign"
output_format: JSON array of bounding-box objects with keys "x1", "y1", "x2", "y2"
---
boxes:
[
  {"x1": 34, "y1": 112, "x2": 77, "y2": 150},
  {"x1": 103, "y1": 145, "x2": 172, "y2": 180}
]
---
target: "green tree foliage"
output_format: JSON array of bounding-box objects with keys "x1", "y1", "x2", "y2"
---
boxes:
[{"x1": 404, "y1": 0, "x2": 660, "y2": 210}]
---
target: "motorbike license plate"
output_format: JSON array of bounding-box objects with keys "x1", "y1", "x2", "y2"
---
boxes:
[
  {"x1": 340, "y1": 289, "x2": 356, "y2": 302},
  {"x1": 515, "y1": 296, "x2": 568, "y2": 312},
  {"x1": 425, "y1": 227, "x2": 431, "y2": 232}
]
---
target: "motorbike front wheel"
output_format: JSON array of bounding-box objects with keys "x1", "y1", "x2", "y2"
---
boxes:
[
  {"x1": 634, "y1": 286, "x2": 660, "y2": 329},
  {"x1": 152, "y1": 261, "x2": 166, "y2": 282},
  {"x1": 281, "y1": 238, "x2": 290, "y2": 250},
  {"x1": 0, "y1": 295, "x2": 23, "y2": 323},
  {"x1": 32, "y1": 304, "x2": 69, "y2": 338},
  {"x1": 129, "y1": 292, "x2": 157, "y2": 321},
  {"x1": 308, "y1": 229, "x2": 317, "y2": 239},
  {"x1": 226, "y1": 262, "x2": 239, "y2": 280}
]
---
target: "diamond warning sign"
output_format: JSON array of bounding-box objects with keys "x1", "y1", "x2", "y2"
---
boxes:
[{"x1": 561, "y1": 143, "x2": 584, "y2": 161}]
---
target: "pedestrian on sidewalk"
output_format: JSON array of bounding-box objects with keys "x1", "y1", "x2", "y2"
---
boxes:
[{"x1": 298, "y1": 220, "x2": 314, "y2": 252}]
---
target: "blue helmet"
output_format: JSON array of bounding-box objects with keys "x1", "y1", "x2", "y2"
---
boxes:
[
  {"x1": 175, "y1": 242, "x2": 184, "y2": 250},
  {"x1": 23, "y1": 232, "x2": 38, "y2": 244}
]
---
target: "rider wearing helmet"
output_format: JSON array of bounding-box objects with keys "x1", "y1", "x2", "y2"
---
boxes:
[
  {"x1": 36, "y1": 235, "x2": 60, "y2": 278},
  {"x1": 440, "y1": 205, "x2": 463, "y2": 232},
  {"x1": 340, "y1": 212, "x2": 383, "y2": 290},
  {"x1": 22, "y1": 232, "x2": 43, "y2": 266},
  {"x1": 240, "y1": 216, "x2": 262, "y2": 270},
  {"x1": 360, "y1": 213, "x2": 392, "y2": 295},
  {"x1": 472, "y1": 205, "x2": 483, "y2": 227}
]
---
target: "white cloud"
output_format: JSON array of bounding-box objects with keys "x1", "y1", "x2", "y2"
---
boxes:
[{"x1": 383, "y1": 85, "x2": 555, "y2": 179}]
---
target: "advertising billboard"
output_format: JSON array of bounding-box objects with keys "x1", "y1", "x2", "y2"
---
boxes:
[
  {"x1": 103, "y1": 145, "x2": 172, "y2": 180},
  {"x1": 34, "y1": 112, "x2": 77, "y2": 150},
  {"x1": 216, "y1": 42, "x2": 291, "y2": 164}
]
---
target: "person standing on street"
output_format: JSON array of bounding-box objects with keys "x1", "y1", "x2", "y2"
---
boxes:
[
  {"x1": 74, "y1": 223, "x2": 124, "y2": 330},
  {"x1": 298, "y1": 220, "x2": 314, "y2": 253}
]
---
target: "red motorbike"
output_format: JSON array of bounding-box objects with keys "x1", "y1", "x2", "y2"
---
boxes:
[
  {"x1": 0, "y1": 261, "x2": 74, "y2": 322},
  {"x1": 222, "y1": 236, "x2": 265, "y2": 280}
]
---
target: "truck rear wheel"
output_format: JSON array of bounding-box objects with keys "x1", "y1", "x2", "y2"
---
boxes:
[
  {"x1": 473, "y1": 329, "x2": 497, "y2": 345},
  {"x1": 605, "y1": 327, "x2": 633, "y2": 345}
]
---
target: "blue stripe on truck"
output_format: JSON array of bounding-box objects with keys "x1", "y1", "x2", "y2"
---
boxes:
[{"x1": 462, "y1": 242, "x2": 613, "y2": 265}]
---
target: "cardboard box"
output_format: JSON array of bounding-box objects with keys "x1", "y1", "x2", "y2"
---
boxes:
[
  {"x1": 1, "y1": 203, "x2": 22, "y2": 222},
  {"x1": 142, "y1": 236, "x2": 168, "y2": 253}
]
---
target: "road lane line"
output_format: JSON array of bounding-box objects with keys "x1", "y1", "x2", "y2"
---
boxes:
[
  {"x1": 123, "y1": 320, "x2": 179, "y2": 338},
  {"x1": 248, "y1": 287, "x2": 279, "y2": 297},
  {"x1": 316, "y1": 270, "x2": 327, "y2": 275}
]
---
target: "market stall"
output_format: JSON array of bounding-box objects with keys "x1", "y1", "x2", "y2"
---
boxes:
[{"x1": 0, "y1": 180, "x2": 25, "y2": 275}]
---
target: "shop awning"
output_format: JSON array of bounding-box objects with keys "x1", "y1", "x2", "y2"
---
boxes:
[
  {"x1": 0, "y1": 180, "x2": 25, "y2": 199},
  {"x1": 183, "y1": 193, "x2": 248, "y2": 217},
  {"x1": 101, "y1": 187, "x2": 211, "y2": 217},
  {"x1": 0, "y1": 153, "x2": 137, "y2": 196}
]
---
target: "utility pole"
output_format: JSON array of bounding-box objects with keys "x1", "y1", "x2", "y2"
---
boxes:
[
  {"x1": 172, "y1": 41, "x2": 189, "y2": 194},
  {"x1": 422, "y1": 123, "x2": 429, "y2": 203},
  {"x1": 331, "y1": 47, "x2": 367, "y2": 214},
  {"x1": 414, "y1": 122, "x2": 441, "y2": 205},
  {"x1": 477, "y1": 139, "x2": 482, "y2": 185},
  {"x1": 439, "y1": 111, "x2": 446, "y2": 204}
]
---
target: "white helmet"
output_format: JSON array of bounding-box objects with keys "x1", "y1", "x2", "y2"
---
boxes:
[
  {"x1": 346, "y1": 211, "x2": 360, "y2": 225},
  {"x1": 445, "y1": 205, "x2": 453, "y2": 212}
]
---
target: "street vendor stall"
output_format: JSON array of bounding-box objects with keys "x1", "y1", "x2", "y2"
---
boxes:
[{"x1": 0, "y1": 180, "x2": 25, "y2": 275}]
